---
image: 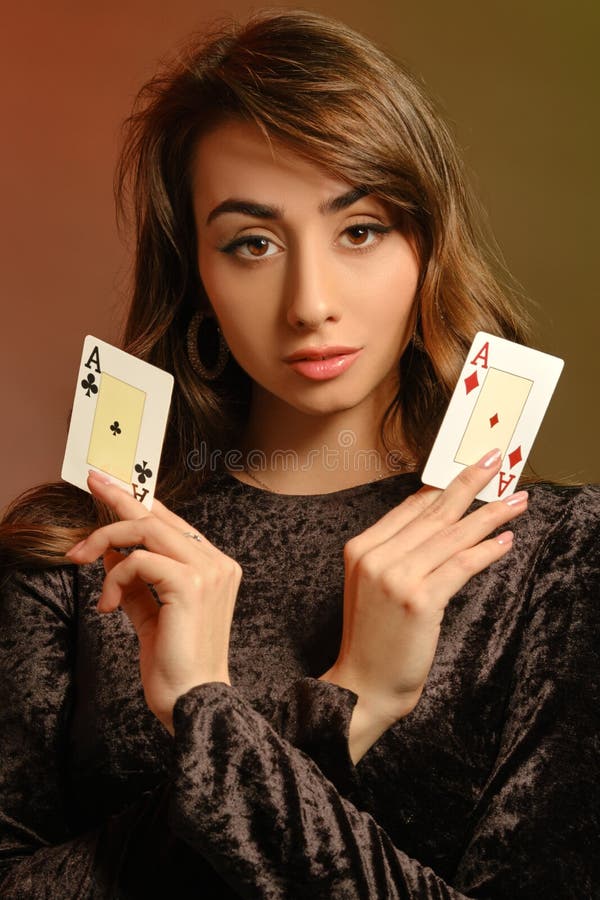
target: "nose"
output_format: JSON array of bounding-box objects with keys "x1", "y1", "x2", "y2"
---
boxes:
[{"x1": 284, "y1": 241, "x2": 341, "y2": 330}]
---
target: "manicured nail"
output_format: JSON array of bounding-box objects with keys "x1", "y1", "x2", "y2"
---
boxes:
[
  {"x1": 504, "y1": 490, "x2": 528, "y2": 507},
  {"x1": 496, "y1": 530, "x2": 514, "y2": 546},
  {"x1": 477, "y1": 449, "x2": 502, "y2": 469},
  {"x1": 88, "y1": 469, "x2": 112, "y2": 485},
  {"x1": 65, "y1": 539, "x2": 86, "y2": 557}
]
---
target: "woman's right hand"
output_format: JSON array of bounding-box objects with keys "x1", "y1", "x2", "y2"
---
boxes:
[{"x1": 320, "y1": 449, "x2": 528, "y2": 763}]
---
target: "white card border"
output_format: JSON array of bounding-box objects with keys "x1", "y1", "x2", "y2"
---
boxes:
[
  {"x1": 61, "y1": 335, "x2": 174, "y2": 509},
  {"x1": 421, "y1": 332, "x2": 564, "y2": 501}
]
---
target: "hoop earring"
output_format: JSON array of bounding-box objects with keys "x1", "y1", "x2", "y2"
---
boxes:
[{"x1": 186, "y1": 310, "x2": 230, "y2": 381}]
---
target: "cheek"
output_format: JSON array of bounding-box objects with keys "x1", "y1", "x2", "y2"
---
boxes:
[
  {"x1": 197, "y1": 254, "x2": 271, "y2": 361},
  {"x1": 198, "y1": 245, "x2": 232, "y2": 313},
  {"x1": 369, "y1": 250, "x2": 420, "y2": 331},
  {"x1": 198, "y1": 248, "x2": 243, "y2": 318}
]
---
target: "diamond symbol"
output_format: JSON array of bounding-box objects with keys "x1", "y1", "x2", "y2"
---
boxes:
[
  {"x1": 464, "y1": 371, "x2": 479, "y2": 394},
  {"x1": 489, "y1": 413, "x2": 499, "y2": 428},
  {"x1": 508, "y1": 446, "x2": 522, "y2": 469}
]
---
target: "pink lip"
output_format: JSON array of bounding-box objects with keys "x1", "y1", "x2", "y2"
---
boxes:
[
  {"x1": 283, "y1": 345, "x2": 361, "y2": 362},
  {"x1": 285, "y1": 348, "x2": 363, "y2": 381}
]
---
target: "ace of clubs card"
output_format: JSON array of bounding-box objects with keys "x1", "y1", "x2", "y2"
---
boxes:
[
  {"x1": 62, "y1": 336, "x2": 174, "y2": 509},
  {"x1": 422, "y1": 332, "x2": 564, "y2": 502}
]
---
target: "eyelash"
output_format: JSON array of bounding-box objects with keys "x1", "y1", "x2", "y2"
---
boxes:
[{"x1": 218, "y1": 223, "x2": 394, "y2": 261}]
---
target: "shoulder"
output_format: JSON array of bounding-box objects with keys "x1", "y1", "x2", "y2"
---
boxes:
[
  {"x1": 516, "y1": 481, "x2": 599, "y2": 560},
  {"x1": 0, "y1": 564, "x2": 77, "y2": 624},
  {"x1": 473, "y1": 482, "x2": 600, "y2": 646},
  {"x1": 511, "y1": 483, "x2": 600, "y2": 646},
  {"x1": 521, "y1": 479, "x2": 599, "y2": 516}
]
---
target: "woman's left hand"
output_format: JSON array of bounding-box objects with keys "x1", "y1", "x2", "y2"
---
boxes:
[{"x1": 66, "y1": 470, "x2": 242, "y2": 735}]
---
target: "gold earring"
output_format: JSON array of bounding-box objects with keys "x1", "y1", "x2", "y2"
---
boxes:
[{"x1": 186, "y1": 311, "x2": 229, "y2": 381}]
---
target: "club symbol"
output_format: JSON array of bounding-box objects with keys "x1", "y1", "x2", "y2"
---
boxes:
[
  {"x1": 81, "y1": 373, "x2": 98, "y2": 397},
  {"x1": 134, "y1": 460, "x2": 153, "y2": 484},
  {"x1": 464, "y1": 371, "x2": 479, "y2": 395},
  {"x1": 489, "y1": 412, "x2": 499, "y2": 428},
  {"x1": 110, "y1": 421, "x2": 121, "y2": 436}
]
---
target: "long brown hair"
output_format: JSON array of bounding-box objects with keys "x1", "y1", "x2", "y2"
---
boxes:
[{"x1": 0, "y1": 9, "x2": 530, "y2": 571}]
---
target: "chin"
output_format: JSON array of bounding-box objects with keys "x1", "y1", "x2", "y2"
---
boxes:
[{"x1": 282, "y1": 388, "x2": 371, "y2": 418}]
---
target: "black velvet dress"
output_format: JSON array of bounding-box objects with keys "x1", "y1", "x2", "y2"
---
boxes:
[{"x1": 0, "y1": 472, "x2": 598, "y2": 898}]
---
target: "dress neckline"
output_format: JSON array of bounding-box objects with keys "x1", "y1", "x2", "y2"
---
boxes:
[{"x1": 216, "y1": 468, "x2": 422, "y2": 501}]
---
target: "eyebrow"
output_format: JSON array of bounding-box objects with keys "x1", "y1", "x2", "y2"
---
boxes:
[{"x1": 205, "y1": 187, "x2": 369, "y2": 225}]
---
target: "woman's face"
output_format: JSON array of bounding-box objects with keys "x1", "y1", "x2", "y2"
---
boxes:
[{"x1": 192, "y1": 120, "x2": 420, "y2": 422}]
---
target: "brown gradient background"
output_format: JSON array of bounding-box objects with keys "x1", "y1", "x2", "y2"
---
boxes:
[{"x1": 1, "y1": 1, "x2": 598, "y2": 514}]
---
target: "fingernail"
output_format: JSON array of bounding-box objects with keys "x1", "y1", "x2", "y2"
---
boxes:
[
  {"x1": 477, "y1": 449, "x2": 502, "y2": 469},
  {"x1": 65, "y1": 539, "x2": 86, "y2": 557},
  {"x1": 504, "y1": 490, "x2": 528, "y2": 507},
  {"x1": 88, "y1": 469, "x2": 112, "y2": 485},
  {"x1": 496, "y1": 530, "x2": 514, "y2": 546}
]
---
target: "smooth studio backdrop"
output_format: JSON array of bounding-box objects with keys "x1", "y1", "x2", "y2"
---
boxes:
[{"x1": 1, "y1": 0, "x2": 598, "y2": 513}]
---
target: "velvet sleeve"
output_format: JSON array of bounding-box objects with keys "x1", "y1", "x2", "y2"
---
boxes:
[
  {"x1": 0, "y1": 566, "x2": 98, "y2": 894},
  {"x1": 0, "y1": 568, "x2": 211, "y2": 897},
  {"x1": 170, "y1": 682, "x2": 469, "y2": 898},
  {"x1": 167, "y1": 488, "x2": 599, "y2": 899},
  {"x1": 452, "y1": 488, "x2": 600, "y2": 896},
  {"x1": 273, "y1": 677, "x2": 361, "y2": 797}
]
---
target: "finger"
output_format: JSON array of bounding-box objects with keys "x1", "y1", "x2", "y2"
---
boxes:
[
  {"x1": 378, "y1": 449, "x2": 505, "y2": 553},
  {"x1": 424, "y1": 529, "x2": 514, "y2": 601},
  {"x1": 86, "y1": 470, "x2": 205, "y2": 534},
  {"x1": 349, "y1": 484, "x2": 442, "y2": 552},
  {"x1": 103, "y1": 547, "x2": 124, "y2": 574},
  {"x1": 431, "y1": 448, "x2": 503, "y2": 521},
  {"x1": 400, "y1": 490, "x2": 528, "y2": 578},
  {"x1": 99, "y1": 548, "x2": 182, "y2": 613},
  {"x1": 99, "y1": 550, "x2": 159, "y2": 633},
  {"x1": 145, "y1": 495, "x2": 199, "y2": 532},
  {"x1": 348, "y1": 450, "x2": 502, "y2": 559},
  {"x1": 87, "y1": 471, "x2": 154, "y2": 521},
  {"x1": 67, "y1": 514, "x2": 215, "y2": 565}
]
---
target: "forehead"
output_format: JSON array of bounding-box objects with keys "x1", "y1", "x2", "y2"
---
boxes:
[{"x1": 191, "y1": 119, "x2": 354, "y2": 216}]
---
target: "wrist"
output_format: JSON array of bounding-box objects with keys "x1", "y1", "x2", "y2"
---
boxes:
[
  {"x1": 155, "y1": 673, "x2": 232, "y2": 737},
  {"x1": 319, "y1": 665, "x2": 421, "y2": 763}
]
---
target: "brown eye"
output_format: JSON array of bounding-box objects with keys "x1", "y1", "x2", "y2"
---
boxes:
[
  {"x1": 247, "y1": 238, "x2": 270, "y2": 256},
  {"x1": 220, "y1": 235, "x2": 280, "y2": 260},
  {"x1": 346, "y1": 226, "x2": 370, "y2": 245},
  {"x1": 339, "y1": 223, "x2": 392, "y2": 251}
]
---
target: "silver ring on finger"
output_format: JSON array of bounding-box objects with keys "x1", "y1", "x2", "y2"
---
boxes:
[{"x1": 182, "y1": 530, "x2": 202, "y2": 542}]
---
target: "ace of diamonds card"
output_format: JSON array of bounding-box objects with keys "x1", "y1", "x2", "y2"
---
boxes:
[
  {"x1": 422, "y1": 332, "x2": 564, "y2": 502},
  {"x1": 62, "y1": 336, "x2": 174, "y2": 509}
]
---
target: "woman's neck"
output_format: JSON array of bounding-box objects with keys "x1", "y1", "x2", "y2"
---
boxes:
[{"x1": 229, "y1": 389, "x2": 411, "y2": 495}]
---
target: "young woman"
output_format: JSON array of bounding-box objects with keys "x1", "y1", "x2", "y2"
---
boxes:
[{"x1": 0, "y1": 11, "x2": 597, "y2": 898}]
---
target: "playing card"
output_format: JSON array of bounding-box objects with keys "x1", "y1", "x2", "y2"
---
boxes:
[
  {"x1": 62, "y1": 336, "x2": 174, "y2": 509},
  {"x1": 421, "y1": 332, "x2": 564, "y2": 502}
]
